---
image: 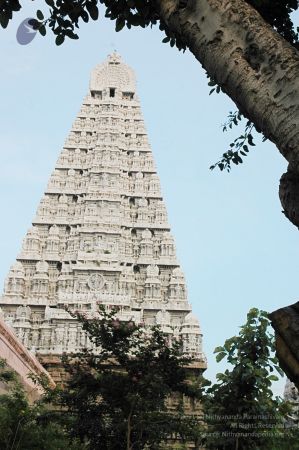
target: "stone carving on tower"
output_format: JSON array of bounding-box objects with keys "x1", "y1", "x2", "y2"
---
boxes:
[{"x1": 0, "y1": 53, "x2": 206, "y2": 368}]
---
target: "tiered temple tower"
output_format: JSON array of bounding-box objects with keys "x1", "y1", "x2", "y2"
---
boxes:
[{"x1": 0, "y1": 53, "x2": 206, "y2": 369}]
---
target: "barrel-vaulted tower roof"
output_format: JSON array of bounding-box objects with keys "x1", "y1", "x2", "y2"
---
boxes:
[{"x1": 90, "y1": 52, "x2": 136, "y2": 93}]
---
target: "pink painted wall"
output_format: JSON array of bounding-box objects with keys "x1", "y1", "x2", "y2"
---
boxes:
[{"x1": 0, "y1": 317, "x2": 54, "y2": 400}]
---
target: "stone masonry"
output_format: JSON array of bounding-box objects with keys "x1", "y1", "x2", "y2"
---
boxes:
[{"x1": 0, "y1": 53, "x2": 206, "y2": 372}]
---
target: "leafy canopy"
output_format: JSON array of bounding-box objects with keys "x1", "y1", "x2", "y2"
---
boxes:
[
  {"x1": 41, "y1": 306, "x2": 204, "y2": 450},
  {"x1": 2, "y1": 308, "x2": 298, "y2": 450},
  {"x1": 202, "y1": 308, "x2": 298, "y2": 450},
  {"x1": 0, "y1": 358, "x2": 83, "y2": 450},
  {"x1": 0, "y1": 0, "x2": 298, "y2": 49}
]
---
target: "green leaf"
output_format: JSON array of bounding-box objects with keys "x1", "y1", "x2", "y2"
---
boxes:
[
  {"x1": 37, "y1": 10, "x2": 44, "y2": 20},
  {"x1": 268, "y1": 375, "x2": 279, "y2": 382},
  {"x1": 0, "y1": 14, "x2": 9, "y2": 29},
  {"x1": 28, "y1": 18, "x2": 39, "y2": 30},
  {"x1": 115, "y1": 17, "x2": 125, "y2": 32},
  {"x1": 214, "y1": 346, "x2": 225, "y2": 354},
  {"x1": 275, "y1": 366, "x2": 285, "y2": 377},
  {"x1": 55, "y1": 34, "x2": 65, "y2": 46},
  {"x1": 39, "y1": 25, "x2": 46, "y2": 36},
  {"x1": 11, "y1": 0, "x2": 21, "y2": 12},
  {"x1": 216, "y1": 352, "x2": 226, "y2": 363},
  {"x1": 248, "y1": 134, "x2": 256, "y2": 146},
  {"x1": 162, "y1": 36, "x2": 170, "y2": 43},
  {"x1": 86, "y1": 3, "x2": 99, "y2": 21},
  {"x1": 81, "y1": 10, "x2": 89, "y2": 22},
  {"x1": 65, "y1": 29, "x2": 79, "y2": 39},
  {"x1": 215, "y1": 372, "x2": 226, "y2": 381}
]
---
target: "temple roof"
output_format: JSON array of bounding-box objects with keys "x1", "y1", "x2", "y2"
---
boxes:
[{"x1": 90, "y1": 52, "x2": 136, "y2": 93}]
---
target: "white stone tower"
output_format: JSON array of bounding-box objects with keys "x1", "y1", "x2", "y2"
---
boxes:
[{"x1": 0, "y1": 53, "x2": 206, "y2": 367}]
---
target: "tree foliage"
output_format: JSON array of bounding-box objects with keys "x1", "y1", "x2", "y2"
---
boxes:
[
  {"x1": 209, "y1": 111, "x2": 257, "y2": 172},
  {"x1": 1, "y1": 0, "x2": 299, "y2": 49},
  {"x1": 41, "y1": 306, "x2": 204, "y2": 450},
  {"x1": 245, "y1": 0, "x2": 299, "y2": 47},
  {"x1": 202, "y1": 308, "x2": 299, "y2": 450},
  {"x1": 0, "y1": 358, "x2": 83, "y2": 450},
  {"x1": 2, "y1": 309, "x2": 299, "y2": 450}
]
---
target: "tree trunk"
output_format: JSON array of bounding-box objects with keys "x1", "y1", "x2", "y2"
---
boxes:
[
  {"x1": 156, "y1": 0, "x2": 299, "y2": 225},
  {"x1": 269, "y1": 303, "x2": 299, "y2": 387},
  {"x1": 155, "y1": 0, "x2": 299, "y2": 386},
  {"x1": 127, "y1": 409, "x2": 133, "y2": 450}
]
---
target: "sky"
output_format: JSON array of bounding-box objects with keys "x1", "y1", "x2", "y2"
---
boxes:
[{"x1": 1, "y1": 3, "x2": 299, "y2": 395}]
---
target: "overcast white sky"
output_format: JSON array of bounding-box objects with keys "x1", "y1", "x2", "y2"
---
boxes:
[{"x1": 1, "y1": 3, "x2": 299, "y2": 395}]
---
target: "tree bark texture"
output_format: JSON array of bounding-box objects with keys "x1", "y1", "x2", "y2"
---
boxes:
[
  {"x1": 155, "y1": 0, "x2": 299, "y2": 384},
  {"x1": 269, "y1": 303, "x2": 299, "y2": 389},
  {"x1": 156, "y1": 0, "x2": 299, "y2": 227}
]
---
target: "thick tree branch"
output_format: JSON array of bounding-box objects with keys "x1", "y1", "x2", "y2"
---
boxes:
[
  {"x1": 156, "y1": 0, "x2": 299, "y2": 161},
  {"x1": 269, "y1": 303, "x2": 299, "y2": 388},
  {"x1": 156, "y1": 0, "x2": 299, "y2": 226}
]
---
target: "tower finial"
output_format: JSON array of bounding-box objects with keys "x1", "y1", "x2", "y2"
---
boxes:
[{"x1": 108, "y1": 51, "x2": 121, "y2": 64}]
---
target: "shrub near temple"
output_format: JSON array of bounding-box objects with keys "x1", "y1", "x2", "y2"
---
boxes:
[
  {"x1": 0, "y1": 359, "x2": 83, "y2": 450},
  {"x1": 203, "y1": 308, "x2": 299, "y2": 450},
  {"x1": 42, "y1": 306, "x2": 204, "y2": 450}
]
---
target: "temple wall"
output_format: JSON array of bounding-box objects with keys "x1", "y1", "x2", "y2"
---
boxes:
[{"x1": 0, "y1": 316, "x2": 54, "y2": 400}]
